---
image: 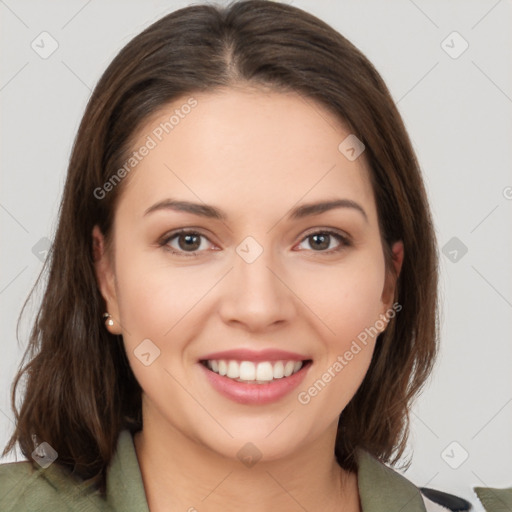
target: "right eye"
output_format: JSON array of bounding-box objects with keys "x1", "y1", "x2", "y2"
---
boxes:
[{"x1": 160, "y1": 229, "x2": 216, "y2": 257}]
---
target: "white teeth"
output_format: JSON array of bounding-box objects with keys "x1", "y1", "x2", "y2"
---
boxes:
[
  {"x1": 204, "y1": 359, "x2": 306, "y2": 382},
  {"x1": 239, "y1": 361, "x2": 256, "y2": 380},
  {"x1": 218, "y1": 360, "x2": 227, "y2": 376},
  {"x1": 227, "y1": 360, "x2": 239, "y2": 378},
  {"x1": 284, "y1": 361, "x2": 295, "y2": 377},
  {"x1": 256, "y1": 362, "x2": 273, "y2": 381},
  {"x1": 273, "y1": 361, "x2": 284, "y2": 379}
]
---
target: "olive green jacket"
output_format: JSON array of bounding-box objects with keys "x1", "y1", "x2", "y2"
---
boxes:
[{"x1": 0, "y1": 430, "x2": 509, "y2": 511}]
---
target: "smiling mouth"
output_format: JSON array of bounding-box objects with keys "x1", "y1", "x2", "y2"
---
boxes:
[{"x1": 200, "y1": 359, "x2": 313, "y2": 384}]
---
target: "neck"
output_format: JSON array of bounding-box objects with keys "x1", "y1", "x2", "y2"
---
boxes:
[{"x1": 133, "y1": 420, "x2": 360, "y2": 512}]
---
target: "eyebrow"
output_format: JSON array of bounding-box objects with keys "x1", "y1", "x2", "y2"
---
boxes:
[{"x1": 143, "y1": 198, "x2": 368, "y2": 223}]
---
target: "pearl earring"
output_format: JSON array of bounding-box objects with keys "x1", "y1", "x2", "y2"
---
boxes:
[{"x1": 103, "y1": 312, "x2": 114, "y2": 327}]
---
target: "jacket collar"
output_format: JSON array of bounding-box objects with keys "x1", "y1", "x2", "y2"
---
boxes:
[
  {"x1": 355, "y1": 448, "x2": 426, "y2": 511},
  {"x1": 106, "y1": 430, "x2": 149, "y2": 511},
  {"x1": 473, "y1": 486, "x2": 512, "y2": 511},
  {"x1": 107, "y1": 430, "x2": 426, "y2": 512}
]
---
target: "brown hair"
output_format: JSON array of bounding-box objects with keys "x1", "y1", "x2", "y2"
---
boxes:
[{"x1": 3, "y1": 0, "x2": 439, "y2": 495}]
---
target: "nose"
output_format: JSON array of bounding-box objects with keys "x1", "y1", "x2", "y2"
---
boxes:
[{"x1": 218, "y1": 242, "x2": 296, "y2": 332}]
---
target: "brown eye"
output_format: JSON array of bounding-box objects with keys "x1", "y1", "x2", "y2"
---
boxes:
[
  {"x1": 296, "y1": 230, "x2": 351, "y2": 254},
  {"x1": 160, "y1": 230, "x2": 213, "y2": 257},
  {"x1": 176, "y1": 233, "x2": 202, "y2": 251},
  {"x1": 308, "y1": 233, "x2": 331, "y2": 251}
]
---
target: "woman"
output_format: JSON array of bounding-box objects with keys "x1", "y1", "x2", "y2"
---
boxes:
[{"x1": 1, "y1": 1, "x2": 506, "y2": 510}]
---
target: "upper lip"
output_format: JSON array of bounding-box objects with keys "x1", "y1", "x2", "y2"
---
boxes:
[{"x1": 199, "y1": 349, "x2": 311, "y2": 363}]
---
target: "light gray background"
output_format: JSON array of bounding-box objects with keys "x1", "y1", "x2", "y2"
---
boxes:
[{"x1": 1, "y1": 0, "x2": 511, "y2": 509}]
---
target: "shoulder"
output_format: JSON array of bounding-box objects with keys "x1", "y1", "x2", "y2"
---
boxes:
[
  {"x1": 354, "y1": 449, "x2": 471, "y2": 512},
  {"x1": 473, "y1": 486, "x2": 512, "y2": 512},
  {"x1": 0, "y1": 460, "x2": 59, "y2": 511},
  {"x1": 0, "y1": 459, "x2": 109, "y2": 512}
]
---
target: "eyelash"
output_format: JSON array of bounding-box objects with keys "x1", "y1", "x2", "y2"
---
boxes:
[{"x1": 159, "y1": 228, "x2": 352, "y2": 258}]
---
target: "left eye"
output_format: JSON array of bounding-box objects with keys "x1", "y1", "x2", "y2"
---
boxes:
[{"x1": 296, "y1": 231, "x2": 349, "y2": 253}]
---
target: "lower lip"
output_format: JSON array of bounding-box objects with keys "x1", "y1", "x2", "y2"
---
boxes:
[{"x1": 198, "y1": 361, "x2": 312, "y2": 405}]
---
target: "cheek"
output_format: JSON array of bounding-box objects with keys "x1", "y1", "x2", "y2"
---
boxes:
[
  {"x1": 292, "y1": 251, "x2": 385, "y2": 407},
  {"x1": 297, "y1": 261, "x2": 383, "y2": 417},
  {"x1": 113, "y1": 245, "x2": 200, "y2": 345},
  {"x1": 293, "y1": 253, "x2": 386, "y2": 341},
  {"x1": 113, "y1": 250, "x2": 206, "y2": 398}
]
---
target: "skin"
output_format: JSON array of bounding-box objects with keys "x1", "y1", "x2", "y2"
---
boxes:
[{"x1": 93, "y1": 86, "x2": 404, "y2": 512}]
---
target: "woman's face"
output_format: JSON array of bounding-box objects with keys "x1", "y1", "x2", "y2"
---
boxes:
[{"x1": 94, "y1": 87, "x2": 403, "y2": 461}]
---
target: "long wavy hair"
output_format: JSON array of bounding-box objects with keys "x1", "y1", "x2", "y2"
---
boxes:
[{"x1": 3, "y1": 0, "x2": 439, "y2": 495}]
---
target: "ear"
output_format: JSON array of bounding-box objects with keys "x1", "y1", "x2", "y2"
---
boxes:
[
  {"x1": 380, "y1": 240, "x2": 404, "y2": 316},
  {"x1": 92, "y1": 225, "x2": 122, "y2": 335}
]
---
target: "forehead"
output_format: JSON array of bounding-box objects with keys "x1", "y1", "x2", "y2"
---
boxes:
[{"x1": 116, "y1": 87, "x2": 377, "y2": 223}]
